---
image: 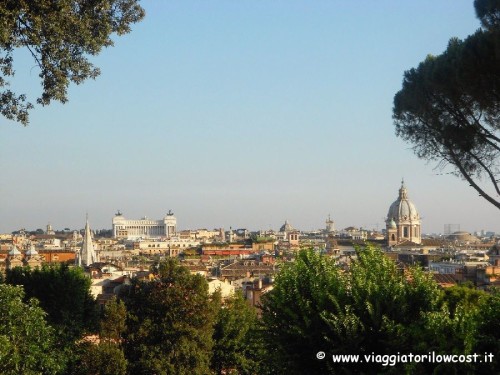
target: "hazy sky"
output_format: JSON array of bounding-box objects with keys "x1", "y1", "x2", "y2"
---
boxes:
[{"x1": 1, "y1": 0, "x2": 498, "y2": 234}]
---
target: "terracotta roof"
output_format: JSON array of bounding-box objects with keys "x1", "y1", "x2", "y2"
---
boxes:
[
  {"x1": 33, "y1": 234, "x2": 54, "y2": 239},
  {"x1": 112, "y1": 275, "x2": 128, "y2": 284},
  {"x1": 421, "y1": 239, "x2": 448, "y2": 247},
  {"x1": 222, "y1": 261, "x2": 275, "y2": 271},
  {"x1": 432, "y1": 273, "x2": 459, "y2": 285},
  {"x1": 394, "y1": 240, "x2": 422, "y2": 247}
]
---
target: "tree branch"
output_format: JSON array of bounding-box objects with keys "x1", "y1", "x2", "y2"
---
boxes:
[
  {"x1": 16, "y1": 16, "x2": 43, "y2": 71},
  {"x1": 432, "y1": 93, "x2": 500, "y2": 152},
  {"x1": 469, "y1": 151, "x2": 500, "y2": 196},
  {"x1": 449, "y1": 150, "x2": 500, "y2": 209}
]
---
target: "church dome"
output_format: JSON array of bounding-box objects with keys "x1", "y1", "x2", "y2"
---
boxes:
[
  {"x1": 280, "y1": 220, "x2": 294, "y2": 232},
  {"x1": 446, "y1": 231, "x2": 479, "y2": 243},
  {"x1": 388, "y1": 218, "x2": 397, "y2": 229},
  {"x1": 387, "y1": 181, "x2": 420, "y2": 222}
]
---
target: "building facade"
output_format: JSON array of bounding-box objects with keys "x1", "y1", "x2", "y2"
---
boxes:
[{"x1": 112, "y1": 211, "x2": 177, "y2": 239}]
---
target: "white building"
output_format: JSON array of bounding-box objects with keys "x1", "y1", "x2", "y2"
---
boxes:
[
  {"x1": 112, "y1": 210, "x2": 177, "y2": 239},
  {"x1": 208, "y1": 279, "x2": 235, "y2": 299},
  {"x1": 429, "y1": 261, "x2": 465, "y2": 275}
]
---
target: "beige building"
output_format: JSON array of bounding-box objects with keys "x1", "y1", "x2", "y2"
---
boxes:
[
  {"x1": 178, "y1": 229, "x2": 222, "y2": 242},
  {"x1": 133, "y1": 238, "x2": 200, "y2": 256},
  {"x1": 276, "y1": 220, "x2": 300, "y2": 246},
  {"x1": 6, "y1": 245, "x2": 24, "y2": 269},
  {"x1": 386, "y1": 180, "x2": 422, "y2": 246},
  {"x1": 208, "y1": 279, "x2": 235, "y2": 298},
  {"x1": 23, "y1": 244, "x2": 44, "y2": 268}
]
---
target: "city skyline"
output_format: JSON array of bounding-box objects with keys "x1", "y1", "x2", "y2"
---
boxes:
[
  {"x1": 1, "y1": 1, "x2": 499, "y2": 234},
  {"x1": 4, "y1": 198, "x2": 498, "y2": 236}
]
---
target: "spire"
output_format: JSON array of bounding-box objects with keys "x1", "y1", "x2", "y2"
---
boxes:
[
  {"x1": 9, "y1": 245, "x2": 21, "y2": 256},
  {"x1": 77, "y1": 216, "x2": 97, "y2": 267},
  {"x1": 26, "y1": 243, "x2": 38, "y2": 256}
]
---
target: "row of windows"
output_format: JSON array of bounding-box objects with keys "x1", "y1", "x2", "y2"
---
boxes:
[
  {"x1": 390, "y1": 226, "x2": 420, "y2": 241},
  {"x1": 402, "y1": 226, "x2": 420, "y2": 237}
]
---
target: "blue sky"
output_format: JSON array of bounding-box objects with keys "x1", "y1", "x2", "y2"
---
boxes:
[{"x1": 1, "y1": 0, "x2": 498, "y2": 234}]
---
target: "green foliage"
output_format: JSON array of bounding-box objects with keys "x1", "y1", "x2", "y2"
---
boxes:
[
  {"x1": 393, "y1": 1, "x2": 500, "y2": 209},
  {"x1": 261, "y1": 248, "x2": 350, "y2": 375},
  {"x1": 344, "y1": 247, "x2": 443, "y2": 359},
  {"x1": 251, "y1": 235, "x2": 275, "y2": 243},
  {"x1": 261, "y1": 246, "x2": 500, "y2": 374},
  {"x1": 121, "y1": 258, "x2": 217, "y2": 375},
  {"x1": 470, "y1": 289, "x2": 500, "y2": 373},
  {"x1": 66, "y1": 341, "x2": 127, "y2": 375},
  {"x1": 211, "y1": 292, "x2": 263, "y2": 375},
  {"x1": 474, "y1": 0, "x2": 500, "y2": 29},
  {"x1": 0, "y1": 284, "x2": 63, "y2": 374},
  {"x1": 0, "y1": 0, "x2": 145, "y2": 125},
  {"x1": 65, "y1": 297, "x2": 128, "y2": 375},
  {"x1": 261, "y1": 246, "x2": 446, "y2": 374},
  {"x1": 442, "y1": 283, "x2": 486, "y2": 317},
  {"x1": 100, "y1": 296, "x2": 127, "y2": 344},
  {"x1": 5, "y1": 264, "x2": 98, "y2": 344},
  {"x1": 416, "y1": 286, "x2": 500, "y2": 374}
]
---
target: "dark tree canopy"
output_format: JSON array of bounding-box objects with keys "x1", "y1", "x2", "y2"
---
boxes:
[
  {"x1": 66, "y1": 298, "x2": 128, "y2": 375},
  {"x1": 121, "y1": 258, "x2": 218, "y2": 375},
  {"x1": 393, "y1": 0, "x2": 500, "y2": 209},
  {"x1": 0, "y1": 0, "x2": 144, "y2": 125},
  {"x1": 211, "y1": 292, "x2": 264, "y2": 375},
  {"x1": 474, "y1": 0, "x2": 500, "y2": 29},
  {"x1": 5, "y1": 264, "x2": 98, "y2": 344}
]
